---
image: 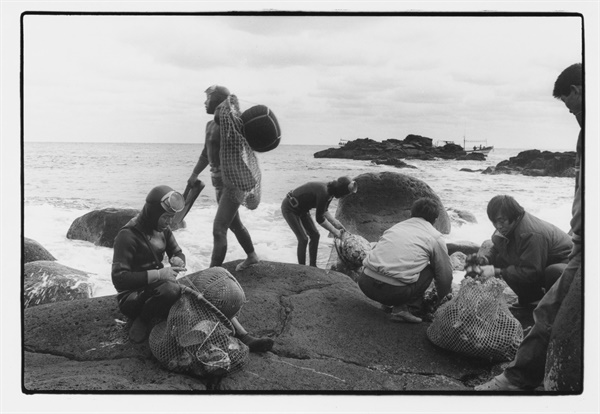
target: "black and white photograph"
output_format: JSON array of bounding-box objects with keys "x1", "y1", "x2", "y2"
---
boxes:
[{"x1": 2, "y1": 1, "x2": 598, "y2": 413}]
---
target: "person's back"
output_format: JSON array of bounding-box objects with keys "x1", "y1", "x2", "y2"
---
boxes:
[{"x1": 363, "y1": 217, "x2": 444, "y2": 284}]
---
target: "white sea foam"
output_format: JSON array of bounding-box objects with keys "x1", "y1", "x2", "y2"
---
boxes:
[{"x1": 24, "y1": 143, "x2": 576, "y2": 298}]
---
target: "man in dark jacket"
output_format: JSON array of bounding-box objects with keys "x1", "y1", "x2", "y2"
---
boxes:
[
  {"x1": 476, "y1": 63, "x2": 583, "y2": 391},
  {"x1": 481, "y1": 195, "x2": 572, "y2": 307}
]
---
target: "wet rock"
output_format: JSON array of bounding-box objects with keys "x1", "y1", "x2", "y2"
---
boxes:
[
  {"x1": 24, "y1": 260, "x2": 504, "y2": 392},
  {"x1": 371, "y1": 158, "x2": 418, "y2": 169},
  {"x1": 482, "y1": 150, "x2": 577, "y2": 177},
  {"x1": 66, "y1": 208, "x2": 185, "y2": 248},
  {"x1": 24, "y1": 261, "x2": 94, "y2": 308},
  {"x1": 24, "y1": 237, "x2": 56, "y2": 263},
  {"x1": 447, "y1": 241, "x2": 480, "y2": 256},
  {"x1": 336, "y1": 171, "x2": 451, "y2": 243}
]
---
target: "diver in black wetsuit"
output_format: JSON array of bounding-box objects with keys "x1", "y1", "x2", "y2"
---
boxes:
[
  {"x1": 281, "y1": 176, "x2": 357, "y2": 267},
  {"x1": 112, "y1": 185, "x2": 273, "y2": 352}
]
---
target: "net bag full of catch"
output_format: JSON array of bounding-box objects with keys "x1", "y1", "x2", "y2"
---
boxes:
[
  {"x1": 334, "y1": 230, "x2": 372, "y2": 270},
  {"x1": 241, "y1": 105, "x2": 281, "y2": 152},
  {"x1": 149, "y1": 268, "x2": 249, "y2": 377},
  {"x1": 426, "y1": 276, "x2": 523, "y2": 362}
]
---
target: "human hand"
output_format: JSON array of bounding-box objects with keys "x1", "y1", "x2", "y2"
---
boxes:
[
  {"x1": 568, "y1": 242, "x2": 581, "y2": 260},
  {"x1": 170, "y1": 256, "x2": 185, "y2": 268},
  {"x1": 479, "y1": 265, "x2": 496, "y2": 279},
  {"x1": 157, "y1": 266, "x2": 186, "y2": 281},
  {"x1": 187, "y1": 173, "x2": 199, "y2": 188}
]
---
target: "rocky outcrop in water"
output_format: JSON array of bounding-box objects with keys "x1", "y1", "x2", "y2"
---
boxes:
[
  {"x1": 314, "y1": 136, "x2": 486, "y2": 161},
  {"x1": 482, "y1": 149, "x2": 577, "y2": 177},
  {"x1": 66, "y1": 208, "x2": 185, "y2": 248},
  {"x1": 24, "y1": 237, "x2": 56, "y2": 263}
]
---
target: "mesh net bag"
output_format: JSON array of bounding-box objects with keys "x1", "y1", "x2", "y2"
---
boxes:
[
  {"x1": 149, "y1": 286, "x2": 249, "y2": 378},
  {"x1": 178, "y1": 267, "x2": 247, "y2": 319},
  {"x1": 218, "y1": 95, "x2": 262, "y2": 210},
  {"x1": 333, "y1": 231, "x2": 372, "y2": 270},
  {"x1": 426, "y1": 276, "x2": 523, "y2": 362}
]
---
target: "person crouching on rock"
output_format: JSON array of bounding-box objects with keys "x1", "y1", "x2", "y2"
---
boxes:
[
  {"x1": 358, "y1": 197, "x2": 453, "y2": 323},
  {"x1": 474, "y1": 194, "x2": 572, "y2": 309},
  {"x1": 281, "y1": 176, "x2": 358, "y2": 267},
  {"x1": 112, "y1": 185, "x2": 274, "y2": 352}
]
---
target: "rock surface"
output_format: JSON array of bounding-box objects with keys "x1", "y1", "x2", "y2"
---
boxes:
[
  {"x1": 24, "y1": 237, "x2": 56, "y2": 263},
  {"x1": 314, "y1": 136, "x2": 485, "y2": 161},
  {"x1": 24, "y1": 261, "x2": 94, "y2": 308},
  {"x1": 24, "y1": 260, "x2": 518, "y2": 392},
  {"x1": 336, "y1": 171, "x2": 451, "y2": 243},
  {"x1": 482, "y1": 149, "x2": 577, "y2": 177},
  {"x1": 66, "y1": 208, "x2": 185, "y2": 248}
]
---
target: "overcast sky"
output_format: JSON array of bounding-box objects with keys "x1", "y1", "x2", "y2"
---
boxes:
[{"x1": 22, "y1": 12, "x2": 583, "y2": 150}]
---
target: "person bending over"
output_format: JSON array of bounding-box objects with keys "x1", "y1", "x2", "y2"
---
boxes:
[
  {"x1": 112, "y1": 185, "x2": 273, "y2": 352},
  {"x1": 281, "y1": 176, "x2": 357, "y2": 267},
  {"x1": 358, "y1": 197, "x2": 453, "y2": 324},
  {"x1": 477, "y1": 195, "x2": 572, "y2": 308},
  {"x1": 188, "y1": 85, "x2": 261, "y2": 272}
]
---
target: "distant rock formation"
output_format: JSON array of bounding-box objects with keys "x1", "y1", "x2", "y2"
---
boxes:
[
  {"x1": 371, "y1": 158, "x2": 418, "y2": 169},
  {"x1": 482, "y1": 149, "x2": 577, "y2": 177},
  {"x1": 314, "y1": 136, "x2": 487, "y2": 161}
]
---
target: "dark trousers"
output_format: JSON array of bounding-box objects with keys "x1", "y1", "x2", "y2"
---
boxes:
[
  {"x1": 503, "y1": 263, "x2": 568, "y2": 305},
  {"x1": 504, "y1": 253, "x2": 581, "y2": 388},
  {"x1": 357, "y1": 266, "x2": 435, "y2": 313},
  {"x1": 117, "y1": 279, "x2": 181, "y2": 321}
]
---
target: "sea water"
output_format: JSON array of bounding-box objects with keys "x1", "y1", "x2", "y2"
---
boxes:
[{"x1": 23, "y1": 142, "x2": 575, "y2": 297}]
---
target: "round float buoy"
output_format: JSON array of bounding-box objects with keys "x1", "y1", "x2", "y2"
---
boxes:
[{"x1": 241, "y1": 105, "x2": 281, "y2": 152}]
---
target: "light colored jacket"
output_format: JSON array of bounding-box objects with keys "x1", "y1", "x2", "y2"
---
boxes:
[{"x1": 362, "y1": 217, "x2": 453, "y2": 297}]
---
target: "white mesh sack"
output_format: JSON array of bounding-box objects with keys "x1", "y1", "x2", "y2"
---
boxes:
[
  {"x1": 426, "y1": 277, "x2": 523, "y2": 362},
  {"x1": 333, "y1": 231, "x2": 372, "y2": 270},
  {"x1": 218, "y1": 95, "x2": 262, "y2": 210},
  {"x1": 178, "y1": 267, "x2": 247, "y2": 319},
  {"x1": 149, "y1": 286, "x2": 249, "y2": 378}
]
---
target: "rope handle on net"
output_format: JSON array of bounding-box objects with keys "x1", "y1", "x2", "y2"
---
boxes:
[{"x1": 178, "y1": 285, "x2": 235, "y2": 333}]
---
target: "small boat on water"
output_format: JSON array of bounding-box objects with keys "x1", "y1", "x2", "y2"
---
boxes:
[
  {"x1": 465, "y1": 145, "x2": 494, "y2": 155},
  {"x1": 462, "y1": 137, "x2": 494, "y2": 155}
]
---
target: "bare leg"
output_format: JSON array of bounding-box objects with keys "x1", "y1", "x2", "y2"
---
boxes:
[{"x1": 211, "y1": 188, "x2": 259, "y2": 269}]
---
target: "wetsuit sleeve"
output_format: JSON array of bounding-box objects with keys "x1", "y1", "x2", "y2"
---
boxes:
[
  {"x1": 431, "y1": 236, "x2": 453, "y2": 299},
  {"x1": 111, "y1": 229, "x2": 151, "y2": 292},
  {"x1": 501, "y1": 233, "x2": 547, "y2": 283},
  {"x1": 164, "y1": 228, "x2": 185, "y2": 264}
]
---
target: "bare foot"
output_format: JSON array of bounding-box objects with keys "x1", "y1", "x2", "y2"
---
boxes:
[{"x1": 235, "y1": 253, "x2": 260, "y2": 271}]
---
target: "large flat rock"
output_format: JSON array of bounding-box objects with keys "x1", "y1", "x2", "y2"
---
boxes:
[{"x1": 24, "y1": 260, "x2": 505, "y2": 392}]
